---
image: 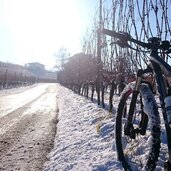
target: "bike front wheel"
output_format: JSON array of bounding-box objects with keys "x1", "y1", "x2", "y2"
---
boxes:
[{"x1": 115, "y1": 82, "x2": 161, "y2": 171}]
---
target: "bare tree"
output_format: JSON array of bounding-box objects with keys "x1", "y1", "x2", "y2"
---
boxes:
[{"x1": 54, "y1": 47, "x2": 70, "y2": 71}]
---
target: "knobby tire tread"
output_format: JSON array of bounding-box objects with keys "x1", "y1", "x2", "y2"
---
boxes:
[{"x1": 115, "y1": 83, "x2": 161, "y2": 171}]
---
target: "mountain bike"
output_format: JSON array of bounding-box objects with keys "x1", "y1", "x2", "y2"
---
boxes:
[{"x1": 103, "y1": 28, "x2": 171, "y2": 171}]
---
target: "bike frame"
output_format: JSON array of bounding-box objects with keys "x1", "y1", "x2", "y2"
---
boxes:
[
  {"x1": 102, "y1": 28, "x2": 171, "y2": 167},
  {"x1": 129, "y1": 49, "x2": 171, "y2": 162},
  {"x1": 150, "y1": 50, "x2": 171, "y2": 162}
]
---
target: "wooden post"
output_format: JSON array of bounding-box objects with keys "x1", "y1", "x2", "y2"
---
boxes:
[
  {"x1": 96, "y1": 0, "x2": 102, "y2": 105},
  {"x1": 5, "y1": 69, "x2": 8, "y2": 88}
]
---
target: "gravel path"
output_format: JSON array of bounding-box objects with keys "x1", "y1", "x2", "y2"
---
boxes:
[{"x1": 0, "y1": 84, "x2": 58, "y2": 171}]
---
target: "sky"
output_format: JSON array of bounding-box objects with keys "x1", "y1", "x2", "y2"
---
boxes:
[
  {"x1": 42, "y1": 83, "x2": 167, "y2": 171},
  {"x1": 0, "y1": 0, "x2": 98, "y2": 69}
]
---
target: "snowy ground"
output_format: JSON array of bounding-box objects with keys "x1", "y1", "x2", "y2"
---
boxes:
[
  {"x1": 0, "y1": 83, "x2": 168, "y2": 170},
  {"x1": 43, "y1": 84, "x2": 168, "y2": 171},
  {"x1": 0, "y1": 84, "x2": 58, "y2": 171}
]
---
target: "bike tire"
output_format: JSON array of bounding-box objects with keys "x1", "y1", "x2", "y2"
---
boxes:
[{"x1": 115, "y1": 82, "x2": 161, "y2": 171}]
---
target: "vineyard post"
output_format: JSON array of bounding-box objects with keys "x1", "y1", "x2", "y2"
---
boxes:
[
  {"x1": 5, "y1": 69, "x2": 8, "y2": 88},
  {"x1": 96, "y1": 0, "x2": 102, "y2": 105}
]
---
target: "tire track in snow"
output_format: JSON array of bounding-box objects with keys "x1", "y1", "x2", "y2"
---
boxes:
[{"x1": 0, "y1": 83, "x2": 58, "y2": 171}]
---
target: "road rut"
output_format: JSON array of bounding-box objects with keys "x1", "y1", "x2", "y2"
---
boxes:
[{"x1": 0, "y1": 83, "x2": 58, "y2": 171}]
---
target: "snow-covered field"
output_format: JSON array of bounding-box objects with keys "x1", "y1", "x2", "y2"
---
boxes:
[{"x1": 43, "y1": 84, "x2": 168, "y2": 171}]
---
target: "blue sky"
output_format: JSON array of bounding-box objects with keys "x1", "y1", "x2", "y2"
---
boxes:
[
  {"x1": 0, "y1": 0, "x2": 98, "y2": 69},
  {"x1": 1, "y1": 0, "x2": 170, "y2": 70}
]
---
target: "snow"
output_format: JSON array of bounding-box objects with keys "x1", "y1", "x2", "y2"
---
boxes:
[
  {"x1": 42, "y1": 83, "x2": 168, "y2": 171},
  {"x1": 0, "y1": 83, "x2": 58, "y2": 171},
  {"x1": 0, "y1": 84, "x2": 49, "y2": 117},
  {"x1": 43, "y1": 84, "x2": 122, "y2": 171},
  {"x1": 2, "y1": 83, "x2": 167, "y2": 170}
]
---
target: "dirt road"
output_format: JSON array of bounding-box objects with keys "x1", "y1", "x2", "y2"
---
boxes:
[{"x1": 0, "y1": 83, "x2": 58, "y2": 171}]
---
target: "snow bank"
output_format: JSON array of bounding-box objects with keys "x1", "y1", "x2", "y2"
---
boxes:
[
  {"x1": 43, "y1": 84, "x2": 123, "y2": 171},
  {"x1": 43, "y1": 84, "x2": 167, "y2": 171}
]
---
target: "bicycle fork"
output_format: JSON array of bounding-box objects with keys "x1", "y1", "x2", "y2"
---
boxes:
[{"x1": 124, "y1": 68, "x2": 151, "y2": 139}]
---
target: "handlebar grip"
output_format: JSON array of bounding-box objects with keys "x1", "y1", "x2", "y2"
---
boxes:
[
  {"x1": 102, "y1": 29, "x2": 128, "y2": 40},
  {"x1": 102, "y1": 28, "x2": 150, "y2": 49}
]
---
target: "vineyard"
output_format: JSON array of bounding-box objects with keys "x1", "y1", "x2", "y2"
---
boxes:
[
  {"x1": 57, "y1": 0, "x2": 171, "y2": 108},
  {"x1": 0, "y1": 62, "x2": 57, "y2": 89}
]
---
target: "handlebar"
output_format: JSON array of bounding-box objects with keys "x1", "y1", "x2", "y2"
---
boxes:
[{"x1": 102, "y1": 28, "x2": 171, "y2": 52}]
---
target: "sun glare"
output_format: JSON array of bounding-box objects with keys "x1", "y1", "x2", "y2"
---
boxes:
[{"x1": 2, "y1": 0, "x2": 85, "y2": 69}]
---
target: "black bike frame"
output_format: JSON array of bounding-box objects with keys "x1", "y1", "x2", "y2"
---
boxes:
[
  {"x1": 149, "y1": 50, "x2": 171, "y2": 161},
  {"x1": 102, "y1": 27, "x2": 171, "y2": 164}
]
